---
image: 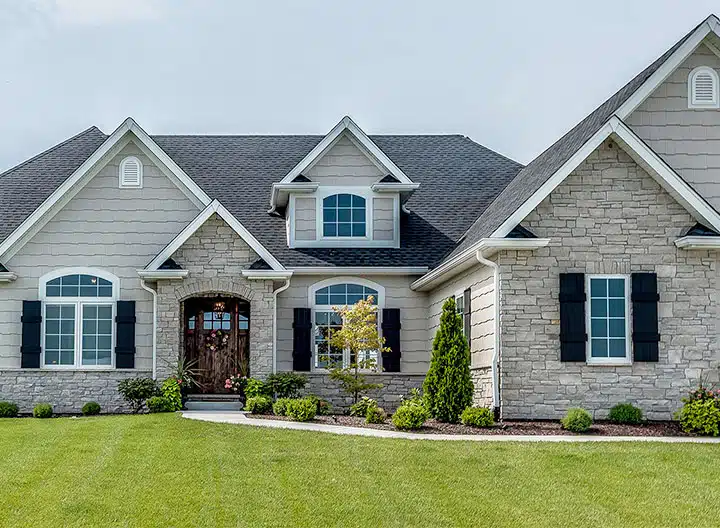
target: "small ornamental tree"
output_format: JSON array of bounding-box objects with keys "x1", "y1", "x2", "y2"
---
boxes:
[
  {"x1": 327, "y1": 296, "x2": 390, "y2": 404},
  {"x1": 423, "y1": 297, "x2": 473, "y2": 423}
]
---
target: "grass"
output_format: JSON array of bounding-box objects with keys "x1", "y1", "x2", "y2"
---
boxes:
[{"x1": 0, "y1": 414, "x2": 719, "y2": 527}]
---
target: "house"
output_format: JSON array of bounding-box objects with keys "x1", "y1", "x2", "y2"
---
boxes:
[{"x1": 2, "y1": 16, "x2": 720, "y2": 420}]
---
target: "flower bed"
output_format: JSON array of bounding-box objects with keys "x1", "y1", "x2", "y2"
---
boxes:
[{"x1": 249, "y1": 414, "x2": 687, "y2": 436}]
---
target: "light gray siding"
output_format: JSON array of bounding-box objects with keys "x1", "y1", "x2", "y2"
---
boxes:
[
  {"x1": 626, "y1": 43, "x2": 720, "y2": 209},
  {"x1": 372, "y1": 197, "x2": 395, "y2": 241},
  {"x1": 294, "y1": 197, "x2": 317, "y2": 241},
  {"x1": 305, "y1": 134, "x2": 383, "y2": 186},
  {"x1": 0, "y1": 141, "x2": 200, "y2": 370},
  {"x1": 276, "y1": 275, "x2": 429, "y2": 374}
]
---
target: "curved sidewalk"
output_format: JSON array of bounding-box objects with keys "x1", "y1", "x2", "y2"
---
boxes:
[{"x1": 181, "y1": 410, "x2": 720, "y2": 443}]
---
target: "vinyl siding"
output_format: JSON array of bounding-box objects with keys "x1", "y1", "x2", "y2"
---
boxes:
[
  {"x1": 294, "y1": 197, "x2": 317, "y2": 241},
  {"x1": 305, "y1": 134, "x2": 384, "y2": 186},
  {"x1": 626, "y1": 43, "x2": 720, "y2": 209},
  {"x1": 0, "y1": 141, "x2": 200, "y2": 369},
  {"x1": 428, "y1": 263, "x2": 495, "y2": 368},
  {"x1": 276, "y1": 275, "x2": 429, "y2": 373},
  {"x1": 373, "y1": 197, "x2": 395, "y2": 241}
]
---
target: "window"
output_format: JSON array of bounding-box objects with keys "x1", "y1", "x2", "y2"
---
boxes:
[
  {"x1": 40, "y1": 270, "x2": 118, "y2": 368},
  {"x1": 454, "y1": 292, "x2": 469, "y2": 339},
  {"x1": 587, "y1": 276, "x2": 630, "y2": 364},
  {"x1": 688, "y1": 66, "x2": 719, "y2": 108},
  {"x1": 310, "y1": 280, "x2": 383, "y2": 369},
  {"x1": 119, "y1": 156, "x2": 143, "y2": 188},
  {"x1": 322, "y1": 194, "x2": 366, "y2": 237}
]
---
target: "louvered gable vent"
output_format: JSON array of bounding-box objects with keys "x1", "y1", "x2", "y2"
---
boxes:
[
  {"x1": 119, "y1": 156, "x2": 143, "y2": 187},
  {"x1": 689, "y1": 66, "x2": 719, "y2": 108}
]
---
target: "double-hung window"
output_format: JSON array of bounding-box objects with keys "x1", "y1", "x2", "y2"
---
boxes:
[
  {"x1": 41, "y1": 271, "x2": 118, "y2": 368},
  {"x1": 587, "y1": 275, "x2": 630, "y2": 364}
]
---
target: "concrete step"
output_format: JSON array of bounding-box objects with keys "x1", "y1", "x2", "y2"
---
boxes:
[
  {"x1": 184, "y1": 400, "x2": 244, "y2": 412},
  {"x1": 186, "y1": 394, "x2": 242, "y2": 401}
]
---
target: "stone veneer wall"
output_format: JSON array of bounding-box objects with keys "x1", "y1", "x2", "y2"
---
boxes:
[
  {"x1": 155, "y1": 214, "x2": 276, "y2": 380},
  {"x1": 298, "y1": 373, "x2": 425, "y2": 412},
  {"x1": 0, "y1": 370, "x2": 151, "y2": 414},
  {"x1": 471, "y1": 367, "x2": 493, "y2": 407},
  {"x1": 498, "y1": 141, "x2": 718, "y2": 420}
]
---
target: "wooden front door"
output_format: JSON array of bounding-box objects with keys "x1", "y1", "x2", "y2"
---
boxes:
[{"x1": 184, "y1": 297, "x2": 250, "y2": 394}]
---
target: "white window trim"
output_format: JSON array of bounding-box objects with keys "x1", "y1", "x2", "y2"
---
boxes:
[
  {"x1": 307, "y1": 277, "x2": 385, "y2": 372},
  {"x1": 38, "y1": 268, "x2": 119, "y2": 370},
  {"x1": 119, "y1": 156, "x2": 143, "y2": 188},
  {"x1": 585, "y1": 274, "x2": 632, "y2": 366},
  {"x1": 688, "y1": 66, "x2": 720, "y2": 109},
  {"x1": 317, "y1": 188, "x2": 370, "y2": 242},
  {"x1": 454, "y1": 290, "x2": 468, "y2": 338}
]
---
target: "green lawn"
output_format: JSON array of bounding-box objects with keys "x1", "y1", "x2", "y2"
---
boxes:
[{"x1": 0, "y1": 415, "x2": 718, "y2": 527}]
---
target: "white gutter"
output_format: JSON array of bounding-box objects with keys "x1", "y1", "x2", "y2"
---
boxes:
[
  {"x1": 139, "y1": 280, "x2": 158, "y2": 380},
  {"x1": 0, "y1": 272, "x2": 18, "y2": 283},
  {"x1": 292, "y1": 266, "x2": 428, "y2": 276},
  {"x1": 674, "y1": 236, "x2": 720, "y2": 249},
  {"x1": 242, "y1": 270, "x2": 294, "y2": 280},
  {"x1": 272, "y1": 278, "x2": 292, "y2": 374},
  {"x1": 137, "y1": 270, "x2": 188, "y2": 280},
  {"x1": 475, "y1": 250, "x2": 500, "y2": 415}
]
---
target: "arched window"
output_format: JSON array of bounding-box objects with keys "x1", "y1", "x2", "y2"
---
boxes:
[
  {"x1": 309, "y1": 279, "x2": 383, "y2": 369},
  {"x1": 322, "y1": 193, "x2": 366, "y2": 237},
  {"x1": 39, "y1": 269, "x2": 119, "y2": 368},
  {"x1": 688, "y1": 66, "x2": 719, "y2": 108},
  {"x1": 119, "y1": 156, "x2": 143, "y2": 188}
]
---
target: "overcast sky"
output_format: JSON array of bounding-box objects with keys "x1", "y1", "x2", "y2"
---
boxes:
[{"x1": 0, "y1": 0, "x2": 717, "y2": 172}]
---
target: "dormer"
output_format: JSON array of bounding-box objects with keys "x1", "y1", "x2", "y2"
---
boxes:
[{"x1": 270, "y1": 117, "x2": 419, "y2": 248}]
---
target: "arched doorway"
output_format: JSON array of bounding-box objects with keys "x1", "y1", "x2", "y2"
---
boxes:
[{"x1": 183, "y1": 295, "x2": 250, "y2": 393}]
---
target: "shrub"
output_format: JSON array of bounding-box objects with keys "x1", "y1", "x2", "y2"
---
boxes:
[
  {"x1": 117, "y1": 378, "x2": 159, "y2": 413},
  {"x1": 460, "y1": 407, "x2": 494, "y2": 428},
  {"x1": 676, "y1": 399, "x2": 720, "y2": 436},
  {"x1": 392, "y1": 402, "x2": 429, "y2": 430},
  {"x1": 0, "y1": 401, "x2": 19, "y2": 418},
  {"x1": 305, "y1": 395, "x2": 332, "y2": 416},
  {"x1": 81, "y1": 402, "x2": 101, "y2": 416},
  {"x1": 286, "y1": 398, "x2": 317, "y2": 422},
  {"x1": 147, "y1": 396, "x2": 174, "y2": 413},
  {"x1": 33, "y1": 403, "x2": 53, "y2": 419},
  {"x1": 266, "y1": 373, "x2": 308, "y2": 398},
  {"x1": 350, "y1": 397, "x2": 377, "y2": 417},
  {"x1": 561, "y1": 408, "x2": 593, "y2": 433},
  {"x1": 608, "y1": 403, "x2": 643, "y2": 425},
  {"x1": 161, "y1": 378, "x2": 183, "y2": 411},
  {"x1": 273, "y1": 398, "x2": 293, "y2": 416},
  {"x1": 365, "y1": 405, "x2": 386, "y2": 424},
  {"x1": 423, "y1": 297, "x2": 473, "y2": 423},
  {"x1": 246, "y1": 396, "x2": 273, "y2": 414},
  {"x1": 245, "y1": 378, "x2": 271, "y2": 399}
]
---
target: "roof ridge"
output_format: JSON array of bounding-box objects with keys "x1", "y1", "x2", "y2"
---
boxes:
[
  {"x1": 0, "y1": 126, "x2": 104, "y2": 179},
  {"x1": 150, "y1": 133, "x2": 473, "y2": 138}
]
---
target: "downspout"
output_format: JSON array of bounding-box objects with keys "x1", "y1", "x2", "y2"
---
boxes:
[
  {"x1": 272, "y1": 278, "x2": 292, "y2": 374},
  {"x1": 140, "y1": 280, "x2": 158, "y2": 380},
  {"x1": 475, "y1": 250, "x2": 500, "y2": 416}
]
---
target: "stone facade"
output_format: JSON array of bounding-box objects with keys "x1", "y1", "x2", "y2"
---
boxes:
[
  {"x1": 470, "y1": 366, "x2": 493, "y2": 407},
  {"x1": 155, "y1": 214, "x2": 276, "y2": 379},
  {"x1": 498, "y1": 140, "x2": 719, "y2": 420},
  {"x1": 299, "y1": 372, "x2": 425, "y2": 412},
  {"x1": 0, "y1": 370, "x2": 151, "y2": 414}
]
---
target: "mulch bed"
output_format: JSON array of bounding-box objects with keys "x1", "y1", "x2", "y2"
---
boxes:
[{"x1": 250, "y1": 414, "x2": 688, "y2": 436}]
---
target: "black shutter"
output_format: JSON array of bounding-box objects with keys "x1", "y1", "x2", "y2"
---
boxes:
[
  {"x1": 292, "y1": 308, "x2": 312, "y2": 371},
  {"x1": 115, "y1": 301, "x2": 136, "y2": 368},
  {"x1": 632, "y1": 273, "x2": 660, "y2": 362},
  {"x1": 559, "y1": 273, "x2": 586, "y2": 361},
  {"x1": 21, "y1": 301, "x2": 42, "y2": 368},
  {"x1": 381, "y1": 308, "x2": 401, "y2": 372},
  {"x1": 463, "y1": 288, "x2": 471, "y2": 345}
]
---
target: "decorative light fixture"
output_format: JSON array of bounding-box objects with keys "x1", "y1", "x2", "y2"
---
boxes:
[{"x1": 213, "y1": 301, "x2": 226, "y2": 313}]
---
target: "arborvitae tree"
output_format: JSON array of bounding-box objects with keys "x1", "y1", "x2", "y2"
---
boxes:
[{"x1": 423, "y1": 296, "x2": 473, "y2": 423}]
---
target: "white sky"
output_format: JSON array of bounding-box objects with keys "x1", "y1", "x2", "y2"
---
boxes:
[{"x1": 0, "y1": 0, "x2": 717, "y2": 171}]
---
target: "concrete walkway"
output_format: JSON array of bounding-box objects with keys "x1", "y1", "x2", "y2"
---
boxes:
[{"x1": 181, "y1": 411, "x2": 720, "y2": 443}]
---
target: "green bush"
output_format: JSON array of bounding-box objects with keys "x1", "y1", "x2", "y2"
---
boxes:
[
  {"x1": 676, "y1": 399, "x2": 720, "y2": 436},
  {"x1": 161, "y1": 378, "x2": 183, "y2": 411},
  {"x1": 273, "y1": 398, "x2": 293, "y2": 416},
  {"x1": 117, "y1": 378, "x2": 159, "y2": 413},
  {"x1": 608, "y1": 403, "x2": 643, "y2": 425},
  {"x1": 350, "y1": 397, "x2": 377, "y2": 417},
  {"x1": 561, "y1": 408, "x2": 593, "y2": 433},
  {"x1": 0, "y1": 401, "x2": 19, "y2": 418},
  {"x1": 147, "y1": 396, "x2": 174, "y2": 413},
  {"x1": 246, "y1": 396, "x2": 273, "y2": 414},
  {"x1": 305, "y1": 395, "x2": 332, "y2": 415},
  {"x1": 286, "y1": 398, "x2": 317, "y2": 422},
  {"x1": 245, "y1": 378, "x2": 271, "y2": 399},
  {"x1": 365, "y1": 405, "x2": 386, "y2": 424},
  {"x1": 33, "y1": 403, "x2": 53, "y2": 419},
  {"x1": 460, "y1": 407, "x2": 494, "y2": 428},
  {"x1": 81, "y1": 402, "x2": 101, "y2": 416},
  {"x1": 423, "y1": 297, "x2": 473, "y2": 423},
  {"x1": 266, "y1": 373, "x2": 308, "y2": 398},
  {"x1": 392, "y1": 402, "x2": 429, "y2": 430}
]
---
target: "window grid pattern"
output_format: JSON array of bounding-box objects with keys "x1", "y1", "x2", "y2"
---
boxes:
[
  {"x1": 455, "y1": 294, "x2": 467, "y2": 337},
  {"x1": 46, "y1": 274, "x2": 112, "y2": 298},
  {"x1": 314, "y1": 311, "x2": 344, "y2": 368},
  {"x1": 82, "y1": 305, "x2": 113, "y2": 366},
  {"x1": 315, "y1": 284, "x2": 378, "y2": 306},
  {"x1": 589, "y1": 277, "x2": 627, "y2": 359},
  {"x1": 44, "y1": 305, "x2": 76, "y2": 366},
  {"x1": 203, "y1": 311, "x2": 231, "y2": 330},
  {"x1": 322, "y1": 194, "x2": 366, "y2": 237}
]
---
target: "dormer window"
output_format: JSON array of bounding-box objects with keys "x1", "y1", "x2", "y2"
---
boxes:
[
  {"x1": 119, "y1": 156, "x2": 143, "y2": 188},
  {"x1": 322, "y1": 193, "x2": 366, "y2": 237},
  {"x1": 688, "y1": 66, "x2": 719, "y2": 108}
]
